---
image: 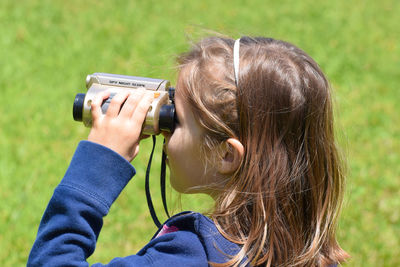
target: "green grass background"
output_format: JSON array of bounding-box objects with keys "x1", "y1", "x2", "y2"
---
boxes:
[{"x1": 0, "y1": 0, "x2": 399, "y2": 266}]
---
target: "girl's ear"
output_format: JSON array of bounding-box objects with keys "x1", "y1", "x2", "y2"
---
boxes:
[{"x1": 217, "y1": 138, "x2": 244, "y2": 175}]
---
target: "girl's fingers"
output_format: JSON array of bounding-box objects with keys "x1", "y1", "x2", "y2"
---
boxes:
[
  {"x1": 106, "y1": 91, "x2": 130, "y2": 117},
  {"x1": 119, "y1": 89, "x2": 145, "y2": 118},
  {"x1": 131, "y1": 91, "x2": 154, "y2": 125},
  {"x1": 91, "y1": 90, "x2": 111, "y2": 121}
]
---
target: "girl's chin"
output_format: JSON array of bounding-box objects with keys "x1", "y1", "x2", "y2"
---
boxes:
[
  {"x1": 169, "y1": 175, "x2": 189, "y2": 194},
  {"x1": 169, "y1": 179, "x2": 184, "y2": 193}
]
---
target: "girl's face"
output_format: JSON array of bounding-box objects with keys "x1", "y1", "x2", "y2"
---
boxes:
[{"x1": 162, "y1": 86, "x2": 220, "y2": 195}]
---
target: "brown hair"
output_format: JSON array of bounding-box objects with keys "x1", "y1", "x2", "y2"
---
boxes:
[{"x1": 177, "y1": 36, "x2": 349, "y2": 266}]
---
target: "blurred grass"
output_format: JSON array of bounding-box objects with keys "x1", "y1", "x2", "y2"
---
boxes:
[{"x1": 0, "y1": 0, "x2": 399, "y2": 266}]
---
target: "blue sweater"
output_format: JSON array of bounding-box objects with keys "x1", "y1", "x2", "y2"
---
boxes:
[{"x1": 28, "y1": 141, "x2": 243, "y2": 267}]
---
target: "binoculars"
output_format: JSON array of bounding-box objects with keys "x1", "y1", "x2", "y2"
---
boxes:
[{"x1": 73, "y1": 73, "x2": 176, "y2": 135}]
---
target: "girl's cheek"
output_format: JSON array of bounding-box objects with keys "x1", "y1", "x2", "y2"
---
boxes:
[{"x1": 166, "y1": 135, "x2": 178, "y2": 157}]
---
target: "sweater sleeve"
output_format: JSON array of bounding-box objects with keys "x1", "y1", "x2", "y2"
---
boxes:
[
  {"x1": 28, "y1": 141, "x2": 209, "y2": 267},
  {"x1": 27, "y1": 140, "x2": 136, "y2": 267}
]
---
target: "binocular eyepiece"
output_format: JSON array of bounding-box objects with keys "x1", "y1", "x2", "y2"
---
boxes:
[{"x1": 73, "y1": 73, "x2": 177, "y2": 135}]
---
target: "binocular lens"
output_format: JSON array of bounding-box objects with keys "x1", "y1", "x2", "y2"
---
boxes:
[
  {"x1": 159, "y1": 105, "x2": 176, "y2": 132},
  {"x1": 73, "y1": 93, "x2": 85, "y2": 122},
  {"x1": 73, "y1": 93, "x2": 176, "y2": 134}
]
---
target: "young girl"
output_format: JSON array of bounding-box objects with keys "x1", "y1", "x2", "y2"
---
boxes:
[{"x1": 28, "y1": 36, "x2": 348, "y2": 266}]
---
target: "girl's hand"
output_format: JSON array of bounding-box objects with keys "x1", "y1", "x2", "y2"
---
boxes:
[{"x1": 87, "y1": 89, "x2": 154, "y2": 162}]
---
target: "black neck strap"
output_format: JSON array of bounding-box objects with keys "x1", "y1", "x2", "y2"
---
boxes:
[
  {"x1": 145, "y1": 135, "x2": 170, "y2": 228},
  {"x1": 160, "y1": 138, "x2": 171, "y2": 218}
]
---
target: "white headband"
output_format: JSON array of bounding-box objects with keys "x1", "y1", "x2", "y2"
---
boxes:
[{"x1": 233, "y1": 38, "x2": 241, "y2": 86}]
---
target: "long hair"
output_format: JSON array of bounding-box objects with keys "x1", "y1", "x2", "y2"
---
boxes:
[{"x1": 177, "y1": 36, "x2": 349, "y2": 266}]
